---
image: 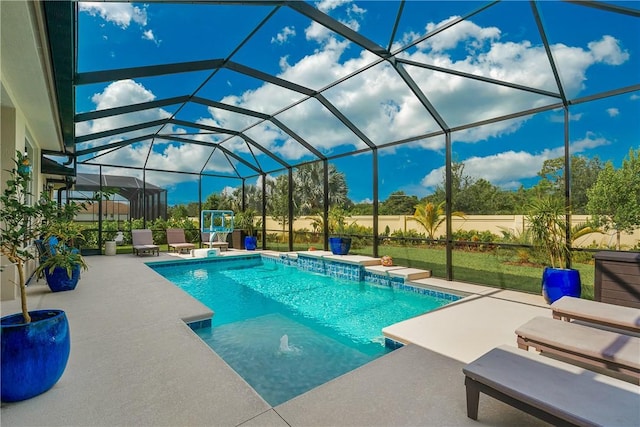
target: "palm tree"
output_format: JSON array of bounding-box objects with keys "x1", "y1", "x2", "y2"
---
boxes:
[
  {"x1": 411, "y1": 201, "x2": 466, "y2": 240},
  {"x1": 294, "y1": 162, "x2": 348, "y2": 215}
]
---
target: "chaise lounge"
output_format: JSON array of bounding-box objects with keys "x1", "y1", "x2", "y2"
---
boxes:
[
  {"x1": 463, "y1": 345, "x2": 640, "y2": 426},
  {"x1": 516, "y1": 316, "x2": 640, "y2": 384},
  {"x1": 551, "y1": 296, "x2": 640, "y2": 333},
  {"x1": 167, "y1": 228, "x2": 196, "y2": 254},
  {"x1": 131, "y1": 229, "x2": 159, "y2": 256}
]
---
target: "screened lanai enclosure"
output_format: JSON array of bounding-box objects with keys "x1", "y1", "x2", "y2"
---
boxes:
[{"x1": 41, "y1": 1, "x2": 639, "y2": 293}]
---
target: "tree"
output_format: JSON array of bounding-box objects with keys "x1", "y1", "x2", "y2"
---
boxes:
[
  {"x1": 454, "y1": 178, "x2": 508, "y2": 214},
  {"x1": 266, "y1": 174, "x2": 293, "y2": 239},
  {"x1": 231, "y1": 184, "x2": 263, "y2": 213},
  {"x1": 427, "y1": 161, "x2": 520, "y2": 214},
  {"x1": 536, "y1": 155, "x2": 603, "y2": 213},
  {"x1": 294, "y1": 162, "x2": 324, "y2": 215},
  {"x1": 586, "y1": 148, "x2": 640, "y2": 250},
  {"x1": 203, "y1": 192, "x2": 232, "y2": 210},
  {"x1": 350, "y1": 202, "x2": 373, "y2": 215},
  {"x1": 411, "y1": 200, "x2": 466, "y2": 240},
  {"x1": 379, "y1": 191, "x2": 418, "y2": 215},
  {"x1": 293, "y1": 162, "x2": 349, "y2": 215},
  {"x1": 169, "y1": 205, "x2": 189, "y2": 219}
]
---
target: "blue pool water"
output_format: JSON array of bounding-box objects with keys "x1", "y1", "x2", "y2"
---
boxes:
[{"x1": 150, "y1": 256, "x2": 456, "y2": 405}]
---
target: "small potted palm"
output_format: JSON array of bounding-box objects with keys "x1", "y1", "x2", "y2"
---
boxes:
[
  {"x1": 36, "y1": 245, "x2": 88, "y2": 292},
  {"x1": 239, "y1": 209, "x2": 258, "y2": 250},
  {"x1": 328, "y1": 207, "x2": 351, "y2": 255},
  {"x1": 526, "y1": 196, "x2": 581, "y2": 304},
  {"x1": 37, "y1": 193, "x2": 89, "y2": 292},
  {"x1": 0, "y1": 151, "x2": 71, "y2": 402}
]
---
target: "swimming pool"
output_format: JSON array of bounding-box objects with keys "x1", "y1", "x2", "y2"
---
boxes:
[{"x1": 150, "y1": 255, "x2": 459, "y2": 405}]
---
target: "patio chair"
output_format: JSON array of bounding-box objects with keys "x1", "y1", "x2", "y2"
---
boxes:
[
  {"x1": 551, "y1": 296, "x2": 640, "y2": 334},
  {"x1": 201, "y1": 232, "x2": 228, "y2": 252},
  {"x1": 463, "y1": 345, "x2": 640, "y2": 426},
  {"x1": 516, "y1": 316, "x2": 640, "y2": 384},
  {"x1": 167, "y1": 228, "x2": 195, "y2": 254},
  {"x1": 131, "y1": 229, "x2": 159, "y2": 256}
]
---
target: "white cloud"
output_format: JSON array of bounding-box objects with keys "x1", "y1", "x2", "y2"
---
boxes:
[
  {"x1": 588, "y1": 35, "x2": 630, "y2": 65},
  {"x1": 142, "y1": 29, "x2": 160, "y2": 46},
  {"x1": 420, "y1": 17, "x2": 501, "y2": 53},
  {"x1": 606, "y1": 107, "x2": 619, "y2": 117},
  {"x1": 79, "y1": 2, "x2": 148, "y2": 28},
  {"x1": 631, "y1": 94, "x2": 640, "y2": 101},
  {"x1": 349, "y1": 4, "x2": 366, "y2": 16},
  {"x1": 549, "y1": 112, "x2": 583, "y2": 123},
  {"x1": 74, "y1": 80, "x2": 230, "y2": 185},
  {"x1": 305, "y1": 20, "x2": 333, "y2": 43},
  {"x1": 272, "y1": 26, "x2": 296, "y2": 45},
  {"x1": 420, "y1": 132, "x2": 610, "y2": 190},
  {"x1": 79, "y1": 2, "x2": 157, "y2": 50},
  {"x1": 316, "y1": 0, "x2": 352, "y2": 13},
  {"x1": 221, "y1": 186, "x2": 236, "y2": 196}
]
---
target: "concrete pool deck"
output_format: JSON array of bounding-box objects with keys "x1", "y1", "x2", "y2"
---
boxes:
[{"x1": 1, "y1": 251, "x2": 552, "y2": 426}]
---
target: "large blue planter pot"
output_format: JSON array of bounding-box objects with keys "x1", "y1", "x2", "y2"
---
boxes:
[
  {"x1": 542, "y1": 267, "x2": 581, "y2": 304},
  {"x1": 45, "y1": 265, "x2": 81, "y2": 292},
  {"x1": 329, "y1": 237, "x2": 352, "y2": 255},
  {"x1": 1, "y1": 310, "x2": 70, "y2": 402},
  {"x1": 244, "y1": 236, "x2": 258, "y2": 251}
]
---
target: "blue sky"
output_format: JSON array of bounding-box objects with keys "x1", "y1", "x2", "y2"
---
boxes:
[{"x1": 74, "y1": 1, "x2": 639, "y2": 205}]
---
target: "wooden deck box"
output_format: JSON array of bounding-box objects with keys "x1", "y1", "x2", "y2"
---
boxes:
[{"x1": 594, "y1": 251, "x2": 640, "y2": 308}]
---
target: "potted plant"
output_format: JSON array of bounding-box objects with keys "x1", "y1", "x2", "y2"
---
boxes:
[
  {"x1": 0, "y1": 151, "x2": 71, "y2": 402},
  {"x1": 232, "y1": 210, "x2": 249, "y2": 249},
  {"x1": 38, "y1": 194, "x2": 91, "y2": 291},
  {"x1": 239, "y1": 209, "x2": 258, "y2": 251},
  {"x1": 328, "y1": 207, "x2": 352, "y2": 255},
  {"x1": 36, "y1": 245, "x2": 88, "y2": 292},
  {"x1": 526, "y1": 196, "x2": 581, "y2": 304}
]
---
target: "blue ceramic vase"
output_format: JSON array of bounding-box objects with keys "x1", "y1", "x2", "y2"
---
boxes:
[
  {"x1": 541, "y1": 267, "x2": 581, "y2": 304},
  {"x1": 329, "y1": 237, "x2": 351, "y2": 255},
  {"x1": 244, "y1": 236, "x2": 257, "y2": 251},
  {"x1": 45, "y1": 265, "x2": 81, "y2": 292},
  {"x1": 1, "y1": 310, "x2": 70, "y2": 402}
]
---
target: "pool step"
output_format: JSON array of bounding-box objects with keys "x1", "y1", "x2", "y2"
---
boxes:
[
  {"x1": 364, "y1": 265, "x2": 432, "y2": 281},
  {"x1": 389, "y1": 268, "x2": 432, "y2": 281}
]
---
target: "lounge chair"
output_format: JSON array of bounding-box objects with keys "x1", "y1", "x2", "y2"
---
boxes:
[
  {"x1": 551, "y1": 296, "x2": 640, "y2": 333},
  {"x1": 463, "y1": 345, "x2": 640, "y2": 426},
  {"x1": 131, "y1": 229, "x2": 159, "y2": 256},
  {"x1": 201, "y1": 232, "x2": 228, "y2": 252},
  {"x1": 167, "y1": 228, "x2": 196, "y2": 254},
  {"x1": 516, "y1": 316, "x2": 640, "y2": 383}
]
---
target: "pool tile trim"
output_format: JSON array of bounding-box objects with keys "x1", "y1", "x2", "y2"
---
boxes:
[
  {"x1": 145, "y1": 253, "x2": 261, "y2": 269},
  {"x1": 261, "y1": 253, "x2": 462, "y2": 302}
]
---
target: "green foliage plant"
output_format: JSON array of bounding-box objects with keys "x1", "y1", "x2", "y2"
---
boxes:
[
  {"x1": 411, "y1": 200, "x2": 466, "y2": 240},
  {"x1": 0, "y1": 152, "x2": 59, "y2": 323},
  {"x1": 328, "y1": 206, "x2": 350, "y2": 236},
  {"x1": 35, "y1": 245, "x2": 88, "y2": 280},
  {"x1": 234, "y1": 208, "x2": 257, "y2": 236},
  {"x1": 526, "y1": 196, "x2": 569, "y2": 269}
]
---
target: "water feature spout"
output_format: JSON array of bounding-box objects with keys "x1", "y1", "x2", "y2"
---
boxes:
[{"x1": 279, "y1": 334, "x2": 291, "y2": 352}]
